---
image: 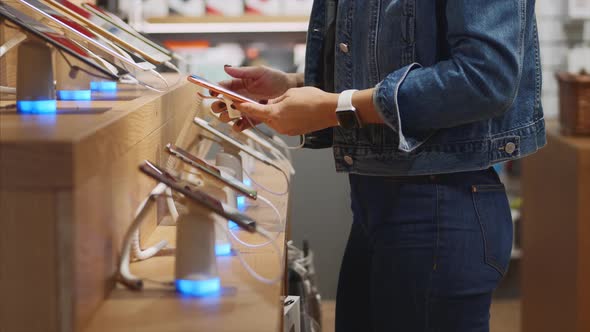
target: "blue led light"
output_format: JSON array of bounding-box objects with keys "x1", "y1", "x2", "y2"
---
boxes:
[
  {"x1": 228, "y1": 220, "x2": 239, "y2": 230},
  {"x1": 175, "y1": 278, "x2": 221, "y2": 296},
  {"x1": 17, "y1": 100, "x2": 57, "y2": 114},
  {"x1": 493, "y1": 163, "x2": 505, "y2": 175},
  {"x1": 215, "y1": 243, "x2": 232, "y2": 256},
  {"x1": 90, "y1": 81, "x2": 117, "y2": 91},
  {"x1": 244, "y1": 178, "x2": 252, "y2": 186},
  {"x1": 57, "y1": 90, "x2": 91, "y2": 101},
  {"x1": 237, "y1": 196, "x2": 247, "y2": 211}
]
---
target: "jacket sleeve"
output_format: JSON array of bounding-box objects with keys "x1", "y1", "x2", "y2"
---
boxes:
[{"x1": 373, "y1": 0, "x2": 525, "y2": 152}]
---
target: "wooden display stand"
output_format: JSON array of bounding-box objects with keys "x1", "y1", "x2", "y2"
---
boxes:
[
  {"x1": 1, "y1": 77, "x2": 290, "y2": 331},
  {"x1": 0, "y1": 77, "x2": 200, "y2": 332},
  {"x1": 522, "y1": 120, "x2": 590, "y2": 332},
  {"x1": 3, "y1": 17, "x2": 291, "y2": 332}
]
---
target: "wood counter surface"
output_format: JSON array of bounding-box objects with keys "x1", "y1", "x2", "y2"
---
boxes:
[
  {"x1": 522, "y1": 120, "x2": 590, "y2": 332},
  {"x1": 1, "y1": 77, "x2": 202, "y2": 332}
]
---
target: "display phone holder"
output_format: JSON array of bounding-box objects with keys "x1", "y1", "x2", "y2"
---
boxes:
[
  {"x1": 175, "y1": 199, "x2": 222, "y2": 296},
  {"x1": 215, "y1": 146, "x2": 243, "y2": 247},
  {"x1": 215, "y1": 143, "x2": 255, "y2": 217},
  {"x1": 169, "y1": 145, "x2": 244, "y2": 256},
  {"x1": 2, "y1": 33, "x2": 114, "y2": 113},
  {"x1": 55, "y1": 51, "x2": 93, "y2": 101},
  {"x1": 184, "y1": 178, "x2": 233, "y2": 257},
  {"x1": 16, "y1": 38, "x2": 56, "y2": 113}
]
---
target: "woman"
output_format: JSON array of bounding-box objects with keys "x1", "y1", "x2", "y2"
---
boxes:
[{"x1": 212, "y1": 0, "x2": 545, "y2": 331}]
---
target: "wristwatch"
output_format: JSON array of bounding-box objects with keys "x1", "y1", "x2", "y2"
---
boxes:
[{"x1": 336, "y1": 89, "x2": 362, "y2": 129}]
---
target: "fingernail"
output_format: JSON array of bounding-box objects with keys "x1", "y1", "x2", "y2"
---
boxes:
[
  {"x1": 260, "y1": 99, "x2": 268, "y2": 105},
  {"x1": 224, "y1": 64, "x2": 232, "y2": 68}
]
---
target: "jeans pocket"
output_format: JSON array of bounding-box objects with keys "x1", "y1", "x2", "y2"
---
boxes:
[{"x1": 471, "y1": 184, "x2": 513, "y2": 276}]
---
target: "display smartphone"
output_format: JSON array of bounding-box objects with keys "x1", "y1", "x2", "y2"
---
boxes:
[
  {"x1": 194, "y1": 117, "x2": 276, "y2": 167},
  {"x1": 187, "y1": 74, "x2": 259, "y2": 104},
  {"x1": 0, "y1": 2, "x2": 118, "y2": 80},
  {"x1": 140, "y1": 161, "x2": 257, "y2": 232},
  {"x1": 165, "y1": 143, "x2": 258, "y2": 199},
  {"x1": 11, "y1": 0, "x2": 155, "y2": 72},
  {"x1": 44, "y1": 0, "x2": 171, "y2": 65},
  {"x1": 81, "y1": 3, "x2": 174, "y2": 59}
]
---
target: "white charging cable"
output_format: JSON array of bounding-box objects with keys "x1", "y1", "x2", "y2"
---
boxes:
[
  {"x1": 119, "y1": 183, "x2": 171, "y2": 289},
  {"x1": 0, "y1": 31, "x2": 26, "y2": 58},
  {"x1": 228, "y1": 194, "x2": 283, "y2": 248},
  {"x1": 221, "y1": 222, "x2": 284, "y2": 285},
  {"x1": 165, "y1": 187, "x2": 180, "y2": 222},
  {"x1": 120, "y1": 197, "x2": 284, "y2": 289},
  {"x1": 243, "y1": 165, "x2": 290, "y2": 196}
]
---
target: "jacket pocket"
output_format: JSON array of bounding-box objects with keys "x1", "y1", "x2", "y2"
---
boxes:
[
  {"x1": 376, "y1": 0, "x2": 412, "y2": 78},
  {"x1": 471, "y1": 184, "x2": 513, "y2": 276}
]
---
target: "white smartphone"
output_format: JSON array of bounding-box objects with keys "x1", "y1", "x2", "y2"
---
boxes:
[
  {"x1": 13, "y1": 0, "x2": 155, "y2": 72},
  {"x1": 165, "y1": 143, "x2": 258, "y2": 199},
  {"x1": 81, "y1": 3, "x2": 174, "y2": 59},
  {"x1": 44, "y1": 0, "x2": 171, "y2": 64},
  {"x1": 0, "y1": 2, "x2": 119, "y2": 79},
  {"x1": 139, "y1": 161, "x2": 257, "y2": 233},
  {"x1": 194, "y1": 117, "x2": 276, "y2": 167}
]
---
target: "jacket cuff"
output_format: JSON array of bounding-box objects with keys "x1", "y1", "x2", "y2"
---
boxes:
[{"x1": 373, "y1": 63, "x2": 433, "y2": 153}]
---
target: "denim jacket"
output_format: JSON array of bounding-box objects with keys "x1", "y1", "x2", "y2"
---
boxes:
[{"x1": 304, "y1": 0, "x2": 546, "y2": 176}]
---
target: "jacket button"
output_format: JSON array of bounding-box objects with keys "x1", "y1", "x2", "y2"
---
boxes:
[
  {"x1": 505, "y1": 142, "x2": 516, "y2": 155},
  {"x1": 339, "y1": 43, "x2": 349, "y2": 53},
  {"x1": 344, "y1": 156, "x2": 354, "y2": 165}
]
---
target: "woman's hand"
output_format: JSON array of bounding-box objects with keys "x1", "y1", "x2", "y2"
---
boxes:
[
  {"x1": 210, "y1": 65, "x2": 300, "y2": 130},
  {"x1": 234, "y1": 87, "x2": 340, "y2": 136},
  {"x1": 215, "y1": 65, "x2": 298, "y2": 101}
]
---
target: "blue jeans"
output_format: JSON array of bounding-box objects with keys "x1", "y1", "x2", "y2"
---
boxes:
[{"x1": 335, "y1": 169, "x2": 513, "y2": 332}]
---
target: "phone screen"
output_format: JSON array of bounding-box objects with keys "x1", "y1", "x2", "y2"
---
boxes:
[
  {"x1": 166, "y1": 144, "x2": 258, "y2": 199},
  {"x1": 139, "y1": 161, "x2": 257, "y2": 233},
  {"x1": 48, "y1": 0, "x2": 170, "y2": 64},
  {"x1": 0, "y1": 2, "x2": 118, "y2": 80},
  {"x1": 187, "y1": 75, "x2": 260, "y2": 104}
]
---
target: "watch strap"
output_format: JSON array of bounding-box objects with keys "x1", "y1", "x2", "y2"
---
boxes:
[{"x1": 336, "y1": 89, "x2": 358, "y2": 112}]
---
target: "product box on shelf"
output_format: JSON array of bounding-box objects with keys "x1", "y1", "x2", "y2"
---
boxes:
[
  {"x1": 245, "y1": 0, "x2": 281, "y2": 15},
  {"x1": 282, "y1": 0, "x2": 313, "y2": 16},
  {"x1": 130, "y1": 0, "x2": 169, "y2": 18},
  {"x1": 168, "y1": 0, "x2": 205, "y2": 16},
  {"x1": 205, "y1": 0, "x2": 244, "y2": 16}
]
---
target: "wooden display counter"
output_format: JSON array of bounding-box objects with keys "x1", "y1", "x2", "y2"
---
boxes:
[
  {"x1": 522, "y1": 120, "x2": 590, "y2": 332},
  {"x1": 0, "y1": 78, "x2": 290, "y2": 332},
  {"x1": 84, "y1": 189, "x2": 288, "y2": 332}
]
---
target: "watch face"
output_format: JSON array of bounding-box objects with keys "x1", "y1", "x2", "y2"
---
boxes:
[{"x1": 337, "y1": 110, "x2": 360, "y2": 129}]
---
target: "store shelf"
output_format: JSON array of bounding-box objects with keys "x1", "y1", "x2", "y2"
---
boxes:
[{"x1": 141, "y1": 15, "x2": 310, "y2": 34}]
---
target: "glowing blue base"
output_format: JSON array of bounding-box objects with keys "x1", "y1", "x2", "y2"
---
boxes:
[
  {"x1": 175, "y1": 278, "x2": 221, "y2": 296},
  {"x1": 58, "y1": 90, "x2": 91, "y2": 101},
  {"x1": 17, "y1": 100, "x2": 57, "y2": 114},
  {"x1": 493, "y1": 163, "x2": 505, "y2": 174},
  {"x1": 237, "y1": 196, "x2": 247, "y2": 211},
  {"x1": 215, "y1": 243, "x2": 232, "y2": 256},
  {"x1": 90, "y1": 81, "x2": 117, "y2": 91},
  {"x1": 228, "y1": 220, "x2": 239, "y2": 230}
]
